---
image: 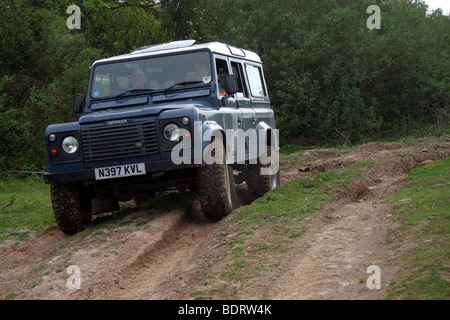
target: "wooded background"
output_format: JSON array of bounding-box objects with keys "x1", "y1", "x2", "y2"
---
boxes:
[{"x1": 0, "y1": 0, "x2": 449, "y2": 171}]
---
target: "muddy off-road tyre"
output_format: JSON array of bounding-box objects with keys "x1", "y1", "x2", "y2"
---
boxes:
[
  {"x1": 50, "y1": 182, "x2": 92, "y2": 235},
  {"x1": 197, "y1": 141, "x2": 237, "y2": 221},
  {"x1": 245, "y1": 146, "x2": 280, "y2": 202}
]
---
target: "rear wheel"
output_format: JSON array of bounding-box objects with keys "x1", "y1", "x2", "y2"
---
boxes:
[
  {"x1": 246, "y1": 145, "x2": 280, "y2": 202},
  {"x1": 50, "y1": 182, "x2": 92, "y2": 235},
  {"x1": 133, "y1": 192, "x2": 153, "y2": 206},
  {"x1": 91, "y1": 197, "x2": 120, "y2": 215}
]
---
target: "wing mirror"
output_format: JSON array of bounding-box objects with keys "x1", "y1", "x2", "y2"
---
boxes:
[
  {"x1": 224, "y1": 75, "x2": 238, "y2": 95},
  {"x1": 73, "y1": 94, "x2": 85, "y2": 115}
]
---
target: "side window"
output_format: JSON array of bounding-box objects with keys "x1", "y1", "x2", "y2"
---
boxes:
[
  {"x1": 215, "y1": 58, "x2": 229, "y2": 96},
  {"x1": 231, "y1": 61, "x2": 249, "y2": 98},
  {"x1": 245, "y1": 64, "x2": 267, "y2": 98}
]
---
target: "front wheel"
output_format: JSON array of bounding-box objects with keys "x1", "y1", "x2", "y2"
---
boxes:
[
  {"x1": 50, "y1": 182, "x2": 92, "y2": 235},
  {"x1": 196, "y1": 140, "x2": 236, "y2": 221}
]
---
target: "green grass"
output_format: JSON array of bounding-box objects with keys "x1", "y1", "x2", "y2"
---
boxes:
[
  {"x1": 238, "y1": 160, "x2": 376, "y2": 227},
  {"x1": 0, "y1": 176, "x2": 54, "y2": 243},
  {"x1": 386, "y1": 157, "x2": 450, "y2": 300}
]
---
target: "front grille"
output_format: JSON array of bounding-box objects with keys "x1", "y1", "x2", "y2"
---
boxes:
[{"x1": 82, "y1": 120, "x2": 158, "y2": 162}]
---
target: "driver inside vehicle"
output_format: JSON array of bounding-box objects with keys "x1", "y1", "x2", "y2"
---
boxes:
[
  {"x1": 131, "y1": 68, "x2": 148, "y2": 89},
  {"x1": 190, "y1": 61, "x2": 226, "y2": 96}
]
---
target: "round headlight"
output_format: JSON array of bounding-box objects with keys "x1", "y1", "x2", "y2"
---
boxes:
[
  {"x1": 163, "y1": 123, "x2": 180, "y2": 142},
  {"x1": 62, "y1": 136, "x2": 79, "y2": 154}
]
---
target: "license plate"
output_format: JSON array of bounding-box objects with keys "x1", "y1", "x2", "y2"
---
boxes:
[{"x1": 94, "y1": 163, "x2": 146, "y2": 180}]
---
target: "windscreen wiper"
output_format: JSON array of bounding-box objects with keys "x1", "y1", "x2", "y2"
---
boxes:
[
  {"x1": 114, "y1": 89, "x2": 155, "y2": 99},
  {"x1": 163, "y1": 81, "x2": 204, "y2": 94}
]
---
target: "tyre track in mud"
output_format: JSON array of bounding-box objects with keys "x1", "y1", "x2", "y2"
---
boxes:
[
  {"x1": 266, "y1": 173, "x2": 408, "y2": 299},
  {"x1": 248, "y1": 140, "x2": 450, "y2": 299},
  {"x1": 79, "y1": 206, "x2": 220, "y2": 300},
  {"x1": 0, "y1": 138, "x2": 449, "y2": 300}
]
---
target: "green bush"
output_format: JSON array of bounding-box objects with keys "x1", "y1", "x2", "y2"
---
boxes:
[{"x1": 0, "y1": 0, "x2": 448, "y2": 171}]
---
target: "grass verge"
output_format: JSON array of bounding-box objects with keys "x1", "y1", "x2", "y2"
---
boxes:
[
  {"x1": 386, "y1": 157, "x2": 449, "y2": 300},
  {"x1": 0, "y1": 176, "x2": 53, "y2": 244}
]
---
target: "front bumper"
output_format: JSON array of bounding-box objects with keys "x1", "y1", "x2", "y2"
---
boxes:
[{"x1": 44, "y1": 159, "x2": 202, "y2": 184}]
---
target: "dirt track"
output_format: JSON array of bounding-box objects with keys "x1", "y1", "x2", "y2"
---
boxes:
[{"x1": 1, "y1": 138, "x2": 449, "y2": 300}]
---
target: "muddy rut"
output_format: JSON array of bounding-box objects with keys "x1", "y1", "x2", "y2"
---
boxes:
[{"x1": 0, "y1": 138, "x2": 449, "y2": 300}]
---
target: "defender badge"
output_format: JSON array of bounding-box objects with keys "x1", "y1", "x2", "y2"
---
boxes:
[{"x1": 106, "y1": 119, "x2": 128, "y2": 125}]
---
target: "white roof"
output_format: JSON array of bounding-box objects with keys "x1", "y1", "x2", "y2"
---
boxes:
[{"x1": 91, "y1": 40, "x2": 262, "y2": 67}]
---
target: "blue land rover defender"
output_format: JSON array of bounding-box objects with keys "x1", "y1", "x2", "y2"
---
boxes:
[{"x1": 44, "y1": 40, "x2": 279, "y2": 234}]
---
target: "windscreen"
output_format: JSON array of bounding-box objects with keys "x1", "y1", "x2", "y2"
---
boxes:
[{"x1": 90, "y1": 51, "x2": 212, "y2": 98}]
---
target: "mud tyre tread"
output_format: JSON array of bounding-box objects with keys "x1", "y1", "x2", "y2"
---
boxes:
[
  {"x1": 246, "y1": 164, "x2": 276, "y2": 201},
  {"x1": 51, "y1": 182, "x2": 92, "y2": 235},
  {"x1": 245, "y1": 145, "x2": 280, "y2": 202},
  {"x1": 197, "y1": 143, "x2": 236, "y2": 221}
]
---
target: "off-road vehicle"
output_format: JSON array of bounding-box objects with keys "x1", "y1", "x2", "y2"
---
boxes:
[{"x1": 44, "y1": 40, "x2": 279, "y2": 234}]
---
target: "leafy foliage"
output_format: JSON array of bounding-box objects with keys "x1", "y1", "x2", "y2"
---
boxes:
[
  {"x1": 0, "y1": 0, "x2": 448, "y2": 171},
  {"x1": 184, "y1": 0, "x2": 449, "y2": 144}
]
